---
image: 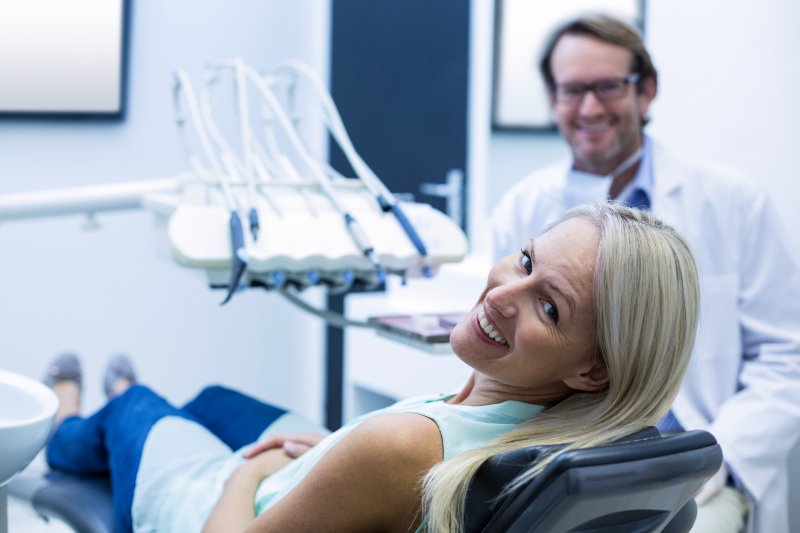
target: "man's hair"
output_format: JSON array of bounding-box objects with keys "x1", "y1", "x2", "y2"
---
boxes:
[{"x1": 539, "y1": 14, "x2": 658, "y2": 93}]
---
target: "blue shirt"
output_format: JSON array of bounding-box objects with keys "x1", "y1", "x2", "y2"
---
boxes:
[{"x1": 618, "y1": 135, "x2": 654, "y2": 208}]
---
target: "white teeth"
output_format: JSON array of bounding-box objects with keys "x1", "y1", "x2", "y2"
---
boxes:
[
  {"x1": 477, "y1": 309, "x2": 508, "y2": 346},
  {"x1": 579, "y1": 124, "x2": 610, "y2": 133}
]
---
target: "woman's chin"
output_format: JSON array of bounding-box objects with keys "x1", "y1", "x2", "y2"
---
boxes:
[{"x1": 450, "y1": 318, "x2": 509, "y2": 363}]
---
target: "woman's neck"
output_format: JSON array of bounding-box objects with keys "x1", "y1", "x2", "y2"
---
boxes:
[{"x1": 447, "y1": 372, "x2": 568, "y2": 406}]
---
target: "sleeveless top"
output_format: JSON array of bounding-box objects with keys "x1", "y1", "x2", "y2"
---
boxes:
[{"x1": 132, "y1": 393, "x2": 543, "y2": 532}]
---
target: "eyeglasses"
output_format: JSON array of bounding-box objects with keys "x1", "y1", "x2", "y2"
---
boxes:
[{"x1": 554, "y1": 73, "x2": 641, "y2": 104}]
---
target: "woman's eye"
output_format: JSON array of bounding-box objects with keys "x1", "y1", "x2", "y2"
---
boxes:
[
  {"x1": 543, "y1": 300, "x2": 559, "y2": 323},
  {"x1": 520, "y1": 250, "x2": 532, "y2": 274}
]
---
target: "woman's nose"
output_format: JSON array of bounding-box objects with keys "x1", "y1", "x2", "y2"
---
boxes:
[{"x1": 484, "y1": 280, "x2": 525, "y2": 318}]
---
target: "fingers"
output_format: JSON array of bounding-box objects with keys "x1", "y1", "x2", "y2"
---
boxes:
[
  {"x1": 283, "y1": 441, "x2": 313, "y2": 458},
  {"x1": 243, "y1": 436, "x2": 286, "y2": 459},
  {"x1": 243, "y1": 433, "x2": 326, "y2": 459},
  {"x1": 291, "y1": 432, "x2": 327, "y2": 447}
]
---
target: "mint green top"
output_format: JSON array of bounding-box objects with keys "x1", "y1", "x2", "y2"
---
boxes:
[{"x1": 132, "y1": 393, "x2": 543, "y2": 532}]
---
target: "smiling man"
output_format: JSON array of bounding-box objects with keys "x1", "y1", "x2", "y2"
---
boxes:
[{"x1": 491, "y1": 14, "x2": 800, "y2": 533}]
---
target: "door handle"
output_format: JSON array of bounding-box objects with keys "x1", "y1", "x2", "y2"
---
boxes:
[{"x1": 419, "y1": 168, "x2": 463, "y2": 228}]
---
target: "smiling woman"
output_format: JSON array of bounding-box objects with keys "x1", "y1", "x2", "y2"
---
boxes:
[
  {"x1": 41, "y1": 202, "x2": 699, "y2": 533},
  {"x1": 449, "y1": 216, "x2": 602, "y2": 401},
  {"x1": 423, "y1": 203, "x2": 700, "y2": 531}
]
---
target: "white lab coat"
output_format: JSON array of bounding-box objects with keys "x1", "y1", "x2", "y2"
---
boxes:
[{"x1": 491, "y1": 140, "x2": 800, "y2": 533}]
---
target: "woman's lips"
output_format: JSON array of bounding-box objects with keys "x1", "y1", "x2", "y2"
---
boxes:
[{"x1": 476, "y1": 308, "x2": 508, "y2": 346}]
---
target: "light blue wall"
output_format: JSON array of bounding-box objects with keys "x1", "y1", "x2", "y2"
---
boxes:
[
  {"x1": 486, "y1": 131, "x2": 566, "y2": 215},
  {"x1": 0, "y1": 0, "x2": 331, "y2": 422}
]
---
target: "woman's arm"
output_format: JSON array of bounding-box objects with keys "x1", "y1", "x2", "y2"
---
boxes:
[
  {"x1": 203, "y1": 448, "x2": 294, "y2": 533},
  {"x1": 246, "y1": 412, "x2": 443, "y2": 532},
  {"x1": 204, "y1": 431, "x2": 328, "y2": 531}
]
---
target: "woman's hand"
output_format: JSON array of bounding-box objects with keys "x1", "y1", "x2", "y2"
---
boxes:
[
  {"x1": 203, "y1": 447, "x2": 294, "y2": 533},
  {"x1": 232, "y1": 432, "x2": 327, "y2": 492},
  {"x1": 235, "y1": 447, "x2": 295, "y2": 482},
  {"x1": 243, "y1": 432, "x2": 326, "y2": 459}
]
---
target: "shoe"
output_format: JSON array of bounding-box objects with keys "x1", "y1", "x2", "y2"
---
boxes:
[
  {"x1": 104, "y1": 353, "x2": 137, "y2": 399},
  {"x1": 43, "y1": 352, "x2": 83, "y2": 390}
]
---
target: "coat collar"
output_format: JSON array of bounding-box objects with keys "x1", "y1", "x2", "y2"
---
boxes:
[
  {"x1": 648, "y1": 138, "x2": 684, "y2": 197},
  {"x1": 556, "y1": 135, "x2": 685, "y2": 203}
]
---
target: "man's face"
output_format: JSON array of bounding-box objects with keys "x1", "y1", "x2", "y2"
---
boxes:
[{"x1": 548, "y1": 34, "x2": 656, "y2": 175}]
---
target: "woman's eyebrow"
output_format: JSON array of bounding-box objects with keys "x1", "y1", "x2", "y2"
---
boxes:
[
  {"x1": 523, "y1": 238, "x2": 534, "y2": 253},
  {"x1": 547, "y1": 280, "x2": 576, "y2": 317}
]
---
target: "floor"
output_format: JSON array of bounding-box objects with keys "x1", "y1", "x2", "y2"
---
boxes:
[
  {"x1": 5, "y1": 453, "x2": 71, "y2": 532},
  {"x1": 7, "y1": 495, "x2": 72, "y2": 532}
]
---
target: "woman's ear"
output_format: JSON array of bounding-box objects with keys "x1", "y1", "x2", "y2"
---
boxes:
[{"x1": 562, "y1": 360, "x2": 609, "y2": 392}]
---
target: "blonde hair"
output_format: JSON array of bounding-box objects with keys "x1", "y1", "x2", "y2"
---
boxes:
[{"x1": 422, "y1": 203, "x2": 700, "y2": 532}]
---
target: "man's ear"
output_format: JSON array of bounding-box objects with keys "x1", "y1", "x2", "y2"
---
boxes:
[
  {"x1": 637, "y1": 77, "x2": 657, "y2": 117},
  {"x1": 562, "y1": 360, "x2": 609, "y2": 392},
  {"x1": 547, "y1": 89, "x2": 557, "y2": 111}
]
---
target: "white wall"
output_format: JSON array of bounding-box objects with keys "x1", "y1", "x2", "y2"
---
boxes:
[
  {"x1": 646, "y1": 0, "x2": 800, "y2": 256},
  {"x1": 465, "y1": 0, "x2": 495, "y2": 254},
  {"x1": 0, "y1": 0, "x2": 331, "y2": 423}
]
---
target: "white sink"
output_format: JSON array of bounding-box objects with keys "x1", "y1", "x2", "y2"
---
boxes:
[{"x1": 0, "y1": 369, "x2": 58, "y2": 487}]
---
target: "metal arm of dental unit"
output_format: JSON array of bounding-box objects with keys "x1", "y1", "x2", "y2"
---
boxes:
[{"x1": 0, "y1": 59, "x2": 468, "y2": 324}]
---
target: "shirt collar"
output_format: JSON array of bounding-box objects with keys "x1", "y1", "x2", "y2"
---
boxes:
[{"x1": 617, "y1": 135, "x2": 654, "y2": 202}]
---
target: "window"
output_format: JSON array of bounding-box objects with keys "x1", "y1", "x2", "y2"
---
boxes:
[{"x1": 0, "y1": 0, "x2": 127, "y2": 117}]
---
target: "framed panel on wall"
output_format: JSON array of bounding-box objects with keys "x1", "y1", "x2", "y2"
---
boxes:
[
  {"x1": 492, "y1": 0, "x2": 643, "y2": 130},
  {"x1": 0, "y1": 0, "x2": 128, "y2": 117}
]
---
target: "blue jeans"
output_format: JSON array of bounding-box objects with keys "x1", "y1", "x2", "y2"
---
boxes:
[{"x1": 46, "y1": 385, "x2": 286, "y2": 533}]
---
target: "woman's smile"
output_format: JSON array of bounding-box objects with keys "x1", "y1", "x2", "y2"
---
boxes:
[{"x1": 476, "y1": 308, "x2": 508, "y2": 346}]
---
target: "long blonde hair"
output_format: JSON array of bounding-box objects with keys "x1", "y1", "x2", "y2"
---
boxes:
[{"x1": 422, "y1": 203, "x2": 700, "y2": 532}]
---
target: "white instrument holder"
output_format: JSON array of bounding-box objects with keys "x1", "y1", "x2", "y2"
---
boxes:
[{"x1": 147, "y1": 178, "x2": 468, "y2": 290}]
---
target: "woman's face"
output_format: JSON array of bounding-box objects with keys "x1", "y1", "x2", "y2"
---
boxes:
[{"x1": 450, "y1": 216, "x2": 604, "y2": 402}]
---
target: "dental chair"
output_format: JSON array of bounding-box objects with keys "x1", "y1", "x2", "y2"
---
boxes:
[
  {"x1": 9, "y1": 427, "x2": 720, "y2": 533},
  {"x1": 465, "y1": 427, "x2": 721, "y2": 532},
  {"x1": 10, "y1": 471, "x2": 112, "y2": 532}
]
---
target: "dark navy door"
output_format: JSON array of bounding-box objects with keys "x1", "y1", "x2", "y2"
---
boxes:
[
  {"x1": 325, "y1": 0, "x2": 471, "y2": 430},
  {"x1": 329, "y1": 0, "x2": 470, "y2": 226}
]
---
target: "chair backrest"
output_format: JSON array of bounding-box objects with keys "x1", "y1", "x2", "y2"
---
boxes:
[{"x1": 464, "y1": 428, "x2": 722, "y2": 533}]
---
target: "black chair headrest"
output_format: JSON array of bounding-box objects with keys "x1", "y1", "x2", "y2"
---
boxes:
[{"x1": 464, "y1": 427, "x2": 722, "y2": 533}]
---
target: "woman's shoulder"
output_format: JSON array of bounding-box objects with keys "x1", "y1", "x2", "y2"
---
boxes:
[{"x1": 346, "y1": 412, "x2": 443, "y2": 463}]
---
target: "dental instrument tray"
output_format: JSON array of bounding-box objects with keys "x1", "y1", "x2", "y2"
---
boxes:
[
  {"x1": 153, "y1": 181, "x2": 468, "y2": 290},
  {"x1": 368, "y1": 312, "x2": 465, "y2": 354},
  {"x1": 0, "y1": 59, "x2": 468, "y2": 305}
]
